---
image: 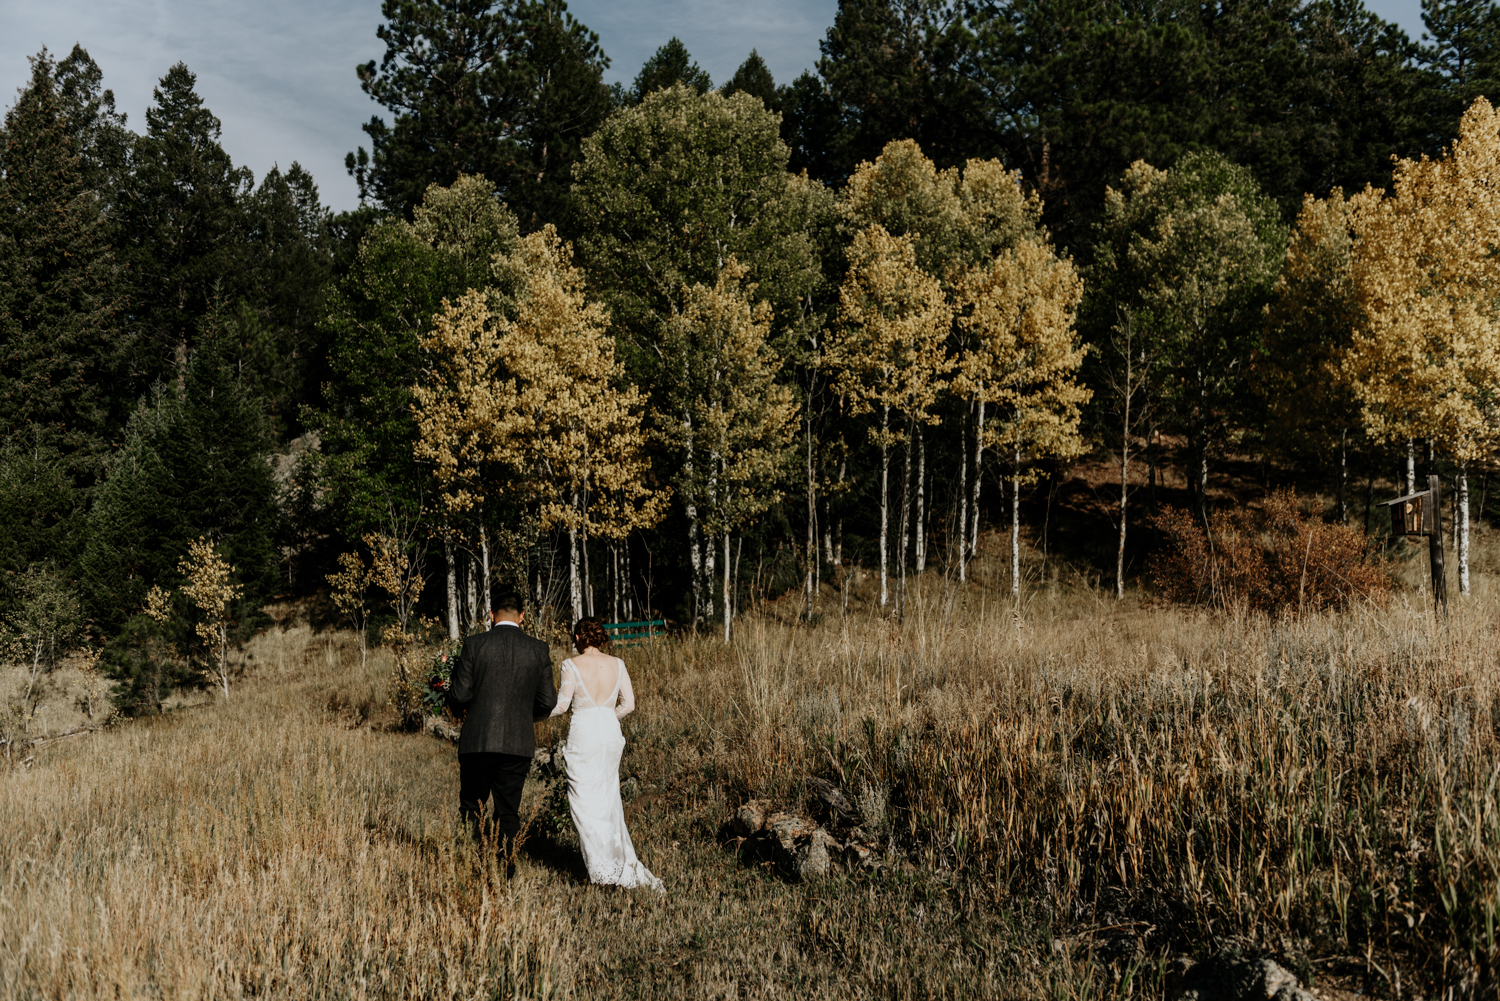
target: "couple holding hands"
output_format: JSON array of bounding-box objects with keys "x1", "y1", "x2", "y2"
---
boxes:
[{"x1": 444, "y1": 591, "x2": 664, "y2": 893}]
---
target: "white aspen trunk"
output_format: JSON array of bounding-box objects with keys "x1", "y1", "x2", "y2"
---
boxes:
[
  {"x1": 685, "y1": 414, "x2": 702, "y2": 625},
  {"x1": 465, "y1": 553, "x2": 478, "y2": 633},
  {"x1": 1406, "y1": 438, "x2": 1416, "y2": 495},
  {"x1": 218, "y1": 623, "x2": 230, "y2": 701},
  {"x1": 444, "y1": 534, "x2": 459, "y2": 640},
  {"x1": 1197, "y1": 451, "x2": 1209, "y2": 525},
  {"x1": 1337, "y1": 428, "x2": 1348, "y2": 525},
  {"x1": 805, "y1": 399, "x2": 816, "y2": 621},
  {"x1": 916, "y1": 427, "x2": 926, "y2": 573},
  {"x1": 1011, "y1": 443, "x2": 1021, "y2": 598},
  {"x1": 1117, "y1": 388, "x2": 1130, "y2": 600},
  {"x1": 568, "y1": 492, "x2": 583, "y2": 623},
  {"x1": 480, "y1": 524, "x2": 491, "y2": 626},
  {"x1": 1459, "y1": 463, "x2": 1471, "y2": 595},
  {"x1": 971, "y1": 399, "x2": 985, "y2": 563},
  {"x1": 582, "y1": 527, "x2": 593, "y2": 618},
  {"x1": 958, "y1": 405, "x2": 969, "y2": 583},
  {"x1": 879, "y1": 406, "x2": 890, "y2": 608},
  {"x1": 723, "y1": 532, "x2": 732, "y2": 642},
  {"x1": 897, "y1": 417, "x2": 914, "y2": 618}
]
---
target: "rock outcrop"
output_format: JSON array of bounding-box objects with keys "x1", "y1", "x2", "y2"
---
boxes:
[{"x1": 1170, "y1": 956, "x2": 1318, "y2": 1001}]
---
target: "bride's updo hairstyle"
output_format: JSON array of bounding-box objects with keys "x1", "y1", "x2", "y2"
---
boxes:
[{"x1": 572, "y1": 617, "x2": 611, "y2": 653}]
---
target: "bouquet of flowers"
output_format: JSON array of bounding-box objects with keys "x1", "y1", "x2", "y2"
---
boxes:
[{"x1": 420, "y1": 646, "x2": 460, "y2": 716}]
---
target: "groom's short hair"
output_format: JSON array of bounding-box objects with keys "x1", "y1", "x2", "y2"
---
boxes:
[{"x1": 493, "y1": 591, "x2": 524, "y2": 614}]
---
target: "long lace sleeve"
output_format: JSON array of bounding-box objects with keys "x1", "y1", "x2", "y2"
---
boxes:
[
  {"x1": 614, "y1": 659, "x2": 635, "y2": 720},
  {"x1": 549, "y1": 661, "x2": 575, "y2": 717}
]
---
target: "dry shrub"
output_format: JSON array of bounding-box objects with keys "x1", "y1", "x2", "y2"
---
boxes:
[{"x1": 1149, "y1": 488, "x2": 1389, "y2": 613}]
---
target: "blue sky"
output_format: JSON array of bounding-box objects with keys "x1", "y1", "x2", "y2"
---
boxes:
[{"x1": 1, "y1": 0, "x2": 1428, "y2": 213}]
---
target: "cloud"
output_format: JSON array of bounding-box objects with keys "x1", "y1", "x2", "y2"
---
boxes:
[{"x1": 1, "y1": 0, "x2": 836, "y2": 214}]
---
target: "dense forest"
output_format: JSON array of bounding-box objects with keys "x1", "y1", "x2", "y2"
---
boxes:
[{"x1": 4, "y1": 0, "x2": 1500, "y2": 711}]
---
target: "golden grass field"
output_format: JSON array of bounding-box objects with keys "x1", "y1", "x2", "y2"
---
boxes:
[{"x1": 4, "y1": 533, "x2": 1500, "y2": 999}]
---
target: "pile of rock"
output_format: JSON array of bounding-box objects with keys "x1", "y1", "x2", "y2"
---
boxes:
[
  {"x1": 1169, "y1": 956, "x2": 1319, "y2": 1001},
  {"x1": 730, "y1": 777, "x2": 888, "y2": 881}
]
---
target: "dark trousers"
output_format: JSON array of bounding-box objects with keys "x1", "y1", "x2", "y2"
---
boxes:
[{"x1": 458, "y1": 752, "x2": 531, "y2": 854}]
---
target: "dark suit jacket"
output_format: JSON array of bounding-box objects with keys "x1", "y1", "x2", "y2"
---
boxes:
[{"x1": 446, "y1": 624, "x2": 556, "y2": 757}]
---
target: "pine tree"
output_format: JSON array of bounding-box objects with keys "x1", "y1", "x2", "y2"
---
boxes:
[
  {"x1": 632, "y1": 38, "x2": 712, "y2": 101},
  {"x1": 817, "y1": 0, "x2": 994, "y2": 180},
  {"x1": 117, "y1": 63, "x2": 253, "y2": 394},
  {"x1": 0, "y1": 49, "x2": 128, "y2": 470},
  {"x1": 348, "y1": 0, "x2": 611, "y2": 219},
  {"x1": 80, "y1": 337, "x2": 277, "y2": 636},
  {"x1": 723, "y1": 50, "x2": 779, "y2": 113}
]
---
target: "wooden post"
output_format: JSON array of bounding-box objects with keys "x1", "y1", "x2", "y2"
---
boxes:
[{"x1": 1428, "y1": 474, "x2": 1448, "y2": 619}]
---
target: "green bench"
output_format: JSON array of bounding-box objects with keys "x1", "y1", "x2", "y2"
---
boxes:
[{"x1": 602, "y1": 619, "x2": 666, "y2": 647}]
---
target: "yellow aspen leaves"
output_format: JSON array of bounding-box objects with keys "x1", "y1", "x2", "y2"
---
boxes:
[
  {"x1": 828, "y1": 224, "x2": 954, "y2": 439},
  {"x1": 1346, "y1": 98, "x2": 1500, "y2": 465},
  {"x1": 178, "y1": 537, "x2": 241, "y2": 701},
  {"x1": 955, "y1": 241, "x2": 1090, "y2": 468}
]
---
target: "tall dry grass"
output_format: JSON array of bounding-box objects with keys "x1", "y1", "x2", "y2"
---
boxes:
[{"x1": 4, "y1": 541, "x2": 1500, "y2": 998}]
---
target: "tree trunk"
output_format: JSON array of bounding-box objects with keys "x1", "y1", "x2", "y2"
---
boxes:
[
  {"x1": 897, "y1": 416, "x2": 914, "y2": 619},
  {"x1": 568, "y1": 495, "x2": 583, "y2": 623},
  {"x1": 916, "y1": 426, "x2": 926, "y2": 574},
  {"x1": 958, "y1": 404, "x2": 969, "y2": 582},
  {"x1": 723, "y1": 532, "x2": 732, "y2": 641},
  {"x1": 1459, "y1": 463, "x2": 1470, "y2": 595},
  {"x1": 1337, "y1": 428, "x2": 1348, "y2": 525},
  {"x1": 480, "y1": 524, "x2": 491, "y2": 627},
  {"x1": 465, "y1": 552, "x2": 478, "y2": 634},
  {"x1": 1406, "y1": 438, "x2": 1416, "y2": 495},
  {"x1": 685, "y1": 415, "x2": 702, "y2": 625},
  {"x1": 444, "y1": 534, "x2": 459, "y2": 640},
  {"x1": 1011, "y1": 443, "x2": 1021, "y2": 597},
  {"x1": 879, "y1": 405, "x2": 890, "y2": 608},
  {"x1": 971, "y1": 399, "x2": 985, "y2": 565},
  {"x1": 805, "y1": 397, "x2": 816, "y2": 622},
  {"x1": 1148, "y1": 429, "x2": 1158, "y2": 509},
  {"x1": 1117, "y1": 396, "x2": 1130, "y2": 600}
]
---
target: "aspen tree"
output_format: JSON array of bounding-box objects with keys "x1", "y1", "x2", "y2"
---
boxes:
[
  {"x1": 1260, "y1": 189, "x2": 1371, "y2": 525},
  {"x1": 827, "y1": 224, "x2": 952, "y2": 610},
  {"x1": 411, "y1": 286, "x2": 515, "y2": 637},
  {"x1": 661, "y1": 259, "x2": 798, "y2": 637},
  {"x1": 955, "y1": 242, "x2": 1089, "y2": 596},
  {"x1": 842, "y1": 139, "x2": 1042, "y2": 579},
  {"x1": 498, "y1": 228, "x2": 665, "y2": 621},
  {"x1": 179, "y1": 537, "x2": 241, "y2": 701},
  {"x1": 1347, "y1": 97, "x2": 1500, "y2": 594}
]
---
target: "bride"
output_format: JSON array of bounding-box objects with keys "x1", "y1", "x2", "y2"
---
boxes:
[{"x1": 549, "y1": 617, "x2": 664, "y2": 893}]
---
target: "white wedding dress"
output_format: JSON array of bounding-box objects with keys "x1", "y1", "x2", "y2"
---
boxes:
[{"x1": 549, "y1": 657, "x2": 664, "y2": 893}]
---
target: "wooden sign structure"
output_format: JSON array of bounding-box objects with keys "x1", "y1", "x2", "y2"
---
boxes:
[{"x1": 1380, "y1": 474, "x2": 1448, "y2": 618}]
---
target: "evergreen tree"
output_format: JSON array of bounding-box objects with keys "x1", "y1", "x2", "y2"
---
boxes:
[
  {"x1": 117, "y1": 63, "x2": 253, "y2": 396},
  {"x1": 232, "y1": 163, "x2": 336, "y2": 436},
  {"x1": 817, "y1": 0, "x2": 994, "y2": 179},
  {"x1": 1421, "y1": 0, "x2": 1500, "y2": 110},
  {"x1": 778, "y1": 71, "x2": 845, "y2": 181},
  {"x1": 0, "y1": 434, "x2": 85, "y2": 614},
  {"x1": 723, "y1": 50, "x2": 780, "y2": 112},
  {"x1": 632, "y1": 38, "x2": 712, "y2": 101},
  {"x1": 80, "y1": 336, "x2": 278, "y2": 636},
  {"x1": 0, "y1": 49, "x2": 128, "y2": 471},
  {"x1": 54, "y1": 45, "x2": 132, "y2": 201},
  {"x1": 347, "y1": 0, "x2": 611, "y2": 220}
]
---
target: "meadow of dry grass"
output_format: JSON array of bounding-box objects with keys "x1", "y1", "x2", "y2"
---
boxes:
[{"x1": 4, "y1": 535, "x2": 1500, "y2": 999}]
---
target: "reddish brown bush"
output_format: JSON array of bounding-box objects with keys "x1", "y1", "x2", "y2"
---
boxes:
[{"x1": 1149, "y1": 488, "x2": 1389, "y2": 613}]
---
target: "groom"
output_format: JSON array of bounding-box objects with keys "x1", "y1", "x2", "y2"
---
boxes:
[{"x1": 446, "y1": 590, "x2": 556, "y2": 874}]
